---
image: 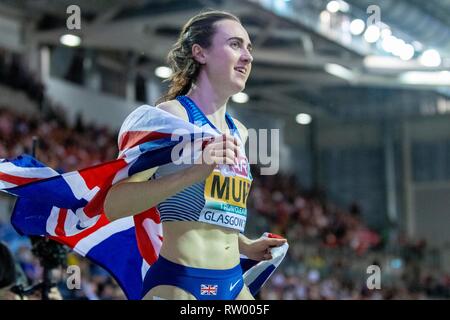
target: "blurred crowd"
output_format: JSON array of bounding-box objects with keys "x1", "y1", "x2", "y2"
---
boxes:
[
  {"x1": 0, "y1": 50, "x2": 117, "y2": 173},
  {"x1": 0, "y1": 107, "x2": 117, "y2": 173},
  {"x1": 247, "y1": 172, "x2": 450, "y2": 300},
  {"x1": 1, "y1": 53, "x2": 450, "y2": 300}
]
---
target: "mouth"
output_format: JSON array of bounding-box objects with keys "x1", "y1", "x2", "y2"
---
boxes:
[{"x1": 234, "y1": 66, "x2": 247, "y2": 76}]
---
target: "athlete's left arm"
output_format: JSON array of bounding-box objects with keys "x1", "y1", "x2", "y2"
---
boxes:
[
  {"x1": 238, "y1": 234, "x2": 287, "y2": 261},
  {"x1": 234, "y1": 119, "x2": 287, "y2": 259}
]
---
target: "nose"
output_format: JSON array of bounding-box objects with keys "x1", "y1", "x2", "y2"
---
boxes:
[{"x1": 241, "y1": 49, "x2": 253, "y2": 64}]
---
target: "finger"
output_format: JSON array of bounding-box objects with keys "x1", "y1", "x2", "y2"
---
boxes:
[
  {"x1": 210, "y1": 135, "x2": 238, "y2": 150},
  {"x1": 226, "y1": 148, "x2": 235, "y2": 161},
  {"x1": 263, "y1": 253, "x2": 273, "y2": 260},
  {"x1": 227, "y1": 141, "x2": 240, "y2": 160},
  {"x1": 225, "y1": 156, "x2": 235, "y2": 165},
  {"x1": 235, "y1": 139, "x2": 243, "y2": 158},
  {"x1": 210, "y1": 148, "x2": 235, "y2": 158},
  {"x1": 225, "y1": 137, "x2": 238, "y2": 151},
  {"x1": 202, "y1": 148, "x2": 217, "y2": 165},
  {"x1": 225, "y1": 134, "x2": 240, "y2": 148},
  {"x1": 210, "y1": 152, "x2": 236, "y2": 165},
  {"x1": 201, "y1": 136, "x2": 215, "y2": 147},
  {"x1": 267, "y1": 238, "x2": 287, "y2": 247},
  {"x1": 208, "y1": 142, "x2": 239, "y2": 157},
  {"x1": 210, "y1": 155, "x2": 235, "y2": 165}
]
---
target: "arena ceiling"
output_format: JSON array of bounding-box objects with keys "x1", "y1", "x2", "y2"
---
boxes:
[{"x1": 1, "y1": 0, "x2": 449, "y2": 120}]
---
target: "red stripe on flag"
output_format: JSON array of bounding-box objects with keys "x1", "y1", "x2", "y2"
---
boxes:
[
  {"x1": 0, "y1": 172, "x2": 41, "y2": 186},
  {"x1": 79, "y1": 159, "x2": 127, "y2": 191},
  {"x1": 50, "y1": 213, "x2": 110, "y2": 249},
  {"x1": 134, "y1": 207, "x2": 161, "y2": 265},
  {"x1": 78, "y1": 159, "x2": 128, "y2": 218},
  {"x1": 118, "y1": 131, "x2": 171, "y2": 151},
  {"x1": 55, "y1": 208, "x2": 68, "y2": 237}
]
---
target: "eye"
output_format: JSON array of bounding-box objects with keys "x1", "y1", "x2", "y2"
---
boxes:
[{"x1": 230, "y1": 41, "x2": 240, "y2": 49}]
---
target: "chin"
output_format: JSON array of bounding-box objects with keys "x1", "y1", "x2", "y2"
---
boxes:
[{"x1": 230, "y1": 81, "x2": 246, "y2": 94}]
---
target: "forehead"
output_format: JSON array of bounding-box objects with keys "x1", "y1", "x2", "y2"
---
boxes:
[{"x1": 213, "y1": 19, "x2": 251, "y2": 43}]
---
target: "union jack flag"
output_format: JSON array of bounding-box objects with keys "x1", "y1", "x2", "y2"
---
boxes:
[
  {"x1": 0, "y1": 105, "x2": 288, "y2": 299},
  {"x1": 200, "y1": 284, "x2": 218, "y2": 296}
]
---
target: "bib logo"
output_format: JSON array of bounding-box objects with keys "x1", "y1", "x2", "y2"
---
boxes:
[{"x1": 228, "y1": 156, "x2": 249, "y2": 177}]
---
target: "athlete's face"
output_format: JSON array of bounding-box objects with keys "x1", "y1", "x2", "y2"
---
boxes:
[{"x1": 202, "y1": 19, "x2": 253, "y2": 96}]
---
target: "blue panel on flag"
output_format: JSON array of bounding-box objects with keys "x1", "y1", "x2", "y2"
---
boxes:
[
  {"x1": 8, "y1": 177, "x2": 88, "y2": 210},
  {"x1": 11, "y1": 197, "x2": 53, "y2": 236},
  {"x1": 248, "y1": 265, "x2": 275, "y2": 296},
  {"x1": 129, "y1": 146, "x2": 176, "y2": 177},
  {"x1": 85, "y1": 226, "x2": 144, "y2": 300},
  {"x1": 8, "y1": 154, "x2": 47, "y2": 168},
  {"x1": 240, "y1": 257, "x2": 259, "y2": 273}
]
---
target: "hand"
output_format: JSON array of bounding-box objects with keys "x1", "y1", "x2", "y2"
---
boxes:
[
  {"x1": 188, "y1": 133, "x2": 241, "y2": 183},
  {"x1": 240, "y1": 236, "x2": 287, "y2": 261},
  {"x1": 202, "y1": 133, "x2": 242, "y2": 165}
]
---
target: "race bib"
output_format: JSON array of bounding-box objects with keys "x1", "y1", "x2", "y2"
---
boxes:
[{"x1": 199, "y1": 158, "x2": 252, "y2": 232}]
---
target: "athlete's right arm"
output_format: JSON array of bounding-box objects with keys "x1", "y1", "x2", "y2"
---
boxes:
[
  {"x1": 104, "y1": 162, "x2": 214, "y2": 221},
  {"x1": 103, "y1": 102, "x2": 240, "y2": 222}
]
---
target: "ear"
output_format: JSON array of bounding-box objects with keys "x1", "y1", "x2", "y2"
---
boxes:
[{"x1": 192, "y1": 43, "x2": 207, "y2": 65}]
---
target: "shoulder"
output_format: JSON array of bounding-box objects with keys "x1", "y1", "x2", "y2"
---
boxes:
[
  {"x1": 156, "y1": 99, "x2": 189, "y2": 122},
  {"x1": 231, "y1": 117, "x2": 248, "y2": 145}
]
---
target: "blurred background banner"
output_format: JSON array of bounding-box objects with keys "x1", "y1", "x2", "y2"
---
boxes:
[{"x1": 1, "y1": 0, "x2": 450, "y2": 300}]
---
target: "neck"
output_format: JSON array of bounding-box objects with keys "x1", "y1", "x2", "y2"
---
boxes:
[{"x1": 186, "y1": 74, "x2": 229, "y2": 118}]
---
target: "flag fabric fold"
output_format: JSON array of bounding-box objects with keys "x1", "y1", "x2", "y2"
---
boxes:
[{"x1": 0, "y1": 105, "x2": 288, "y2": 299}]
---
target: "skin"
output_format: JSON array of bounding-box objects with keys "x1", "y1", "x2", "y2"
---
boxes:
[{"x1": 104, "y1": 19, "x2": 287, "y2": 300}]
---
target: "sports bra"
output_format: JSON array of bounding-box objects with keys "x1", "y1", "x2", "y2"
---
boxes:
[{"x1": 154, "y1": 95, "x2": 253, "y2": 232}]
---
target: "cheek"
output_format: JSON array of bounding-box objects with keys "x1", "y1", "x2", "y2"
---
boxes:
[
  {"x1": 247, "y1": 64, "x2": 252, "y2": 75},
  {"x1": 219, "y1": 47, "x2": 240, "y2": 64}
]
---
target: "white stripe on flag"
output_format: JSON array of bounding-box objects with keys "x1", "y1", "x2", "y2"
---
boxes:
[
  {"x1": 0, "y1": 162, "x2": 59, "y2": 178},
  {"x1": 74, "y1": 207, "x2": 97, "y2": 228},
  {"x1": 64, "y1": 209, "x2": 100, "y2": 237},
  {"x1": 111, "y1": 165, "x2": 130, "y2": 184},
  {"x1": 63, "y1": 172, "x2": 100, "y2": 201},
  {"x1": 142, "y1": 218, "x2": 163, "y2": 254},
  {"x1": 46, "y1": 206, "x2": 60, "y2": 236},
  {"x1": 0, "y1": 181, "x2": 16, "y2": 189},
  {"x1": 73, "y1": 217, "x2": 134, "y2": 256},
  {"x1": 141, "y1": 259, "x2": 151, "y2": 281},
  {"x1": 242, "y1": 243, "x2": 289, "y2": 288}
]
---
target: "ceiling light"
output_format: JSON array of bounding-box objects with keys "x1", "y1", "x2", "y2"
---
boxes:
[
  {"x1": 381, "y1": 28, "x2": 391, "y2": 38},
  {"x1": 59, "y1": 34, "x2": 81, "y2": 47},
  {"x1": 399, "y1": 44, "x2": 415, "y2": 61},
  {"x1": 154, "y1": 66, "x2": 172, "y2": 79},
  {"x1": 338, "y1": 0, "x2": 350, "y2": 12},
  {"x1": 296, "y1": 113, "x2": 312, "y2": 125},
  {"x1": 363, "y1": 25, "x2": 380, "y2": 43},
  {"x1": 232, "y1": 92, "x2": 249, "y2": 104},
  {"x1": 350, "y1": 19, "x2": 365, "y2": 35},
  {"x1": 326, "y1": 1, "x2": 340, "y2": 13},
  {"x1": 419, "y1": 49, "x2": 442, "y2": 67},
  {"x1": 391, "y1": 38, "x2": 406, "y2": 57},
  {"x1": 400, "y1": 71, "x2": 450, "y2": 86},
  {"x1": 325, "y1": 63, "x2": 354, "y2": 81}
]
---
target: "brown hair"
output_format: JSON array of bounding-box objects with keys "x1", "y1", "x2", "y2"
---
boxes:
[{"x1": 156, "y1": 10, "x2": 240, "y2": 104}]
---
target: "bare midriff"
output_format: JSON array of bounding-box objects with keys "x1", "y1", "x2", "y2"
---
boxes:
[{"x1": 159, "y1": 220, "x2": 240, "y2": 269}]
